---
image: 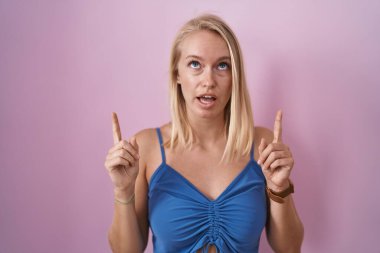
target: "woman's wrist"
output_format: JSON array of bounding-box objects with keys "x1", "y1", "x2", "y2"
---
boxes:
[
  {"x1": 114, "y1": 184, "x2": 135, "y2": 202},
  {"x1": 266, "y1": 180, "x2": 290, "y2": 192},
  {"x1": 114, "y1": 193, "x2": 135, "y2": 205},
  {"x1": 266, "y1": 179, "x2": 294, "y2": 204}
]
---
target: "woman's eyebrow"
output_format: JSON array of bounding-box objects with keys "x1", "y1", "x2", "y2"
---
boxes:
[
  {"x1": 185, "y1": 55, "x2": 202, "y2": 60},
  {"x1": 185, "y1": 55, "x2": 231, "y2": 61}
]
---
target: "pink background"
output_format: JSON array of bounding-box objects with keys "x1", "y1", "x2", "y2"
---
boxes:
[{"x1": 1, "y1": 1, "x2": 379, "y2": 252}]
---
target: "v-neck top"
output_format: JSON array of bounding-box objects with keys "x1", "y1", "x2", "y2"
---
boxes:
[{"x1": 148, "y1": 128, "x2": 267, "y2": 253}]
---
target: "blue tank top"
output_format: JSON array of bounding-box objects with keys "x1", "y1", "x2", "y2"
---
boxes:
[{"x1": 148, "y1": 128, "x2": 267, "y2": 253}]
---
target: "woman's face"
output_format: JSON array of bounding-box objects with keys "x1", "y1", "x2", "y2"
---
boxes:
[{"x1": 177, "y1": 30, "x2": 232, "y2": 120}]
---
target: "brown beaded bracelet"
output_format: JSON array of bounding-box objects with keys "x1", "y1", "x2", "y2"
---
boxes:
[{"x1": 266, "y1": 180, "x2": 294, "y2": 204}]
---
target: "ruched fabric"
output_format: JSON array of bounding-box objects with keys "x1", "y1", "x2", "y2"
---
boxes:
[{"x1": 148, "y1": 128, "x2": 267, "y2": 253}]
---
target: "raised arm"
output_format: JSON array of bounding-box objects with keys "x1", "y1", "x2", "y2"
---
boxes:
[
  {"x1": 105, "y1": 112, "x2": 149, "y2": 253},
  {"x1": 257, "y1": 111, "x2": 304, "y2": 252}
]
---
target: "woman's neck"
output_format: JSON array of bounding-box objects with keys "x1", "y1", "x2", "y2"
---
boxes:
[{"x1": 187, "y1": 115, "x2": 227, "y2": 149}]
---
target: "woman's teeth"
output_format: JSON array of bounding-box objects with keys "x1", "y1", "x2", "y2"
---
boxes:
[{"x1": 198, "y1": 96, "x2": 216, "y2": 104}]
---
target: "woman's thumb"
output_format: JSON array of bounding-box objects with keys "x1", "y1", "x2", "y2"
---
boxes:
[{"x1": 258, "y1": 138, "x2": 265, "y2": 155}]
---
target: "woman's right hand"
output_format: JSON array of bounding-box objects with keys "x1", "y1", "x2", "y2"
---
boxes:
[{"x1": 104, "y1": 112, "x2": 140, "y2": 193}]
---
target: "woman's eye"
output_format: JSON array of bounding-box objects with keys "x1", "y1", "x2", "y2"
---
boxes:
[
  {"x1": 189, "y1": 61, "x2": 201, "y2": 69},
  {"x1": 218, "y1": 62, "x2": 229, "y2": 70}
]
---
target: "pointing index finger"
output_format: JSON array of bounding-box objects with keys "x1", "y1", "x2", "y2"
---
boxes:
[
  {"x1": 273, "y1": 110, "x2": 283, "y2": 143},
  {"x1": 112, "y1": 112, "x2": 122, "y2": 144}
]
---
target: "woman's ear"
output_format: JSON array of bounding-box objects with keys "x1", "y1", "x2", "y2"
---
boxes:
[{"x1": 177, "y1": 74, "x2": 181, "y2": 85}]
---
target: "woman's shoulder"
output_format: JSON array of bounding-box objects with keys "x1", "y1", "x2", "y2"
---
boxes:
[
  {"x1": 132, "y1": 123, "x2": 171, "y2": 181},
  {"x1": 133, "y1": 122, "x2": 171, "y2": 145},
  {"x1": 254, "y1": 126, "x2": 274, "y2": 143},
  {"x1": 133, "y1": 123, "x2": 171, "y2": 162},
  {"x1": 134, "y1": 127, "x2": 157, "y2": 143}
]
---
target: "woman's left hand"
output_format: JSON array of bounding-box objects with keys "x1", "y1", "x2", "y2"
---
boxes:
[{"x1": 257, "y1": 110, "x2": 294, "y2": 192}]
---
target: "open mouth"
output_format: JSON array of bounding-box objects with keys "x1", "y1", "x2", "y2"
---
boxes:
[{"x1": 196, "y1": 95, "x2": 216, "y2": 104}]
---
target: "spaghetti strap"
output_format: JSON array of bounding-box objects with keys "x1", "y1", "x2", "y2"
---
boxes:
[
  {"x1": 250, "y1": 142, "x2": 255, "y2": 161},
  {"x1": 155, "y1": 128, "x2": 166, "y2": 163}
]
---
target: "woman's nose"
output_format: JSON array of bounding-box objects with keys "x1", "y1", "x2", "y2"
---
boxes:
[{"x1": 202, "y1": 67, "x2": 216, "y2": 88}]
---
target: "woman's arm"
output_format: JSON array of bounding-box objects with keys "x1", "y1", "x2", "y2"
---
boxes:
[
  {"x1": 108, "y1": 177, "x2": 148, "y2": 253},
  {"x1": 265, "y1": 190, "x2": 304, "y2": 252},
  {"x1": 106, "y1": 128, "x2": 150, "y2": 253},
  {"x1": 256, "y1": 111, "x2": 304, "y2": 252}
]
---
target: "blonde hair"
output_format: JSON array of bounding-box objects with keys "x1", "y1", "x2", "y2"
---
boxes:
[{"x1": 166, "y1": 14, "x2": 255, "y2": 164}]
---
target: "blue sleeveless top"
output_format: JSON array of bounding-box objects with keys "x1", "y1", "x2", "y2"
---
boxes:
[{"x1": 148, "y1": 128, "x2": 267, "y2": 253}]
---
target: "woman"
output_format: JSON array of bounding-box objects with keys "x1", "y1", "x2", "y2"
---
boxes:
[{"x1": 105, "y1": 14, "x2": 304, "y2": 253}]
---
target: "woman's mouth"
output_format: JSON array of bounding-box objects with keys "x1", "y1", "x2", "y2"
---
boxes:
[
  {"x1": 197, "y1": 95, "x2": 216, "y2": 104},
  {"x1": 196, "y1": 95, "x2": 217, "y2": 108}
]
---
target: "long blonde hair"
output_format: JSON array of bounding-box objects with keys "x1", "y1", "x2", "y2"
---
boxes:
[{"x1": 166, "y1": 14, "x2": 254, "y2": 164}]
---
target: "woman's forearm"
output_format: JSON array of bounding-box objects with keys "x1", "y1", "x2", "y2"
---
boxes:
[
  {"x1": 266, "y1": 195, "x2": 304, "y2": 253},
  {"x1": 108, "y1": 187, "x2": 145, "y2": 253}
]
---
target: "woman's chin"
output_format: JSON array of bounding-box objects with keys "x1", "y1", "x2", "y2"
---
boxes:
[{"x1": 194, "y1": 109, "x2": 224, "y2": 120}]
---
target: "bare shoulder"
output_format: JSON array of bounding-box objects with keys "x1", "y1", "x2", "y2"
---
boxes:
[
  {"x1": 133, "y1": 127, "x2": 160, "y2": 167},
  {"x1": 134, "y1": 128, "x2": 159, "y2": 150},
  {"x1": 132, "y1": 122, "x2": 171, "y2": 180},
  {"x1": 133, "y1": 122, "x2": 171, "y2": 153},
  {"x1": 254, "y1": 126, "x2": 274, "y2": 143}
]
